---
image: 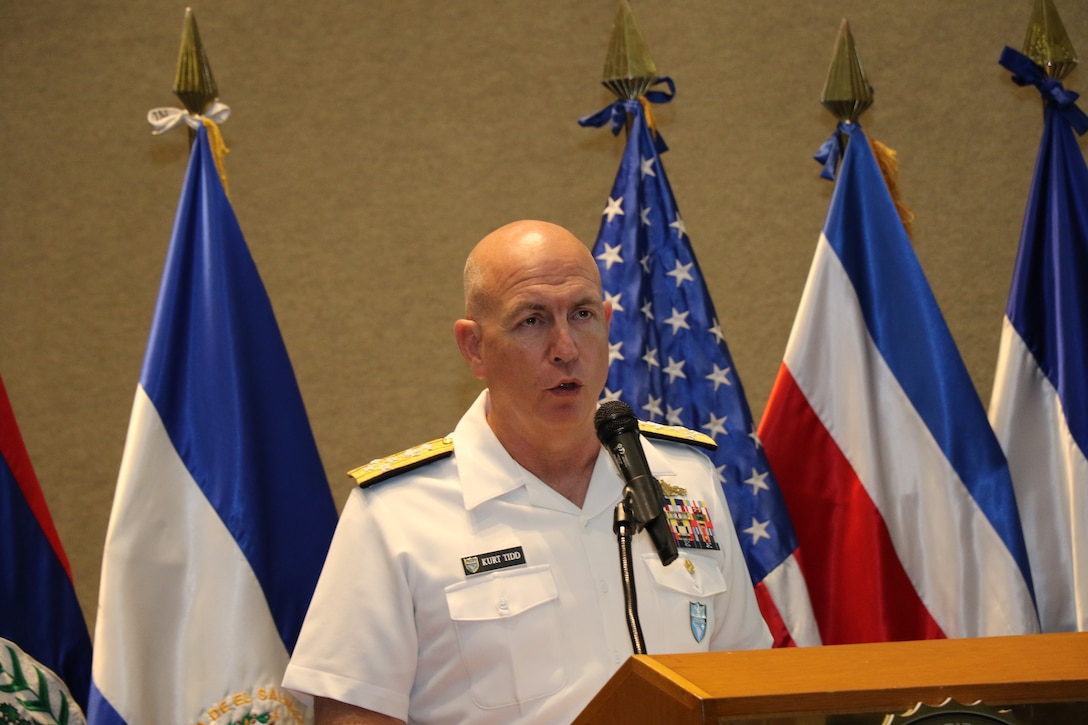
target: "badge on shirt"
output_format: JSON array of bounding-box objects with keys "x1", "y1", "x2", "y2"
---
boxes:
[
  {"x1": 664, "y1": 497, "x2": 720, "y2": 550},
  {"x1": 690, "y1": 602, "x2": 708, "y2": 643},
  {"x1": 461, "y1": 546, "x2": 526, "y2": 576}
]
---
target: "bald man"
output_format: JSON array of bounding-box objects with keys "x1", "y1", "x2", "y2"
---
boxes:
[{"x1": 283, "y1": 221, "x2": 771, "y2": 724}]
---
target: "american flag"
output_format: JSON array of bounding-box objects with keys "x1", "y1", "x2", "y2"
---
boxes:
[{"x1": 580, "y1": 93, "x2": 820, "y2": 646}]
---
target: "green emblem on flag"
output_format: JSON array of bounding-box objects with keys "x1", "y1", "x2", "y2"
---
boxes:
[{"x1": 0, "y1": 638, "x2": 84, "y2": 725}]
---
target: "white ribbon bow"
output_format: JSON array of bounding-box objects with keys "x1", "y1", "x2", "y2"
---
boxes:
[{"x1": 147, "y1": 101, "x2": 231, "y2": 135}]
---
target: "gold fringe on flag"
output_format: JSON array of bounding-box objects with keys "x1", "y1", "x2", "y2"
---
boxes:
[
  {"x1": 638, "y1": 95, "x2": 660, "y2": 144},
  {"x1": 868, "y1": 136, "x2": 914, "y2": 239},
  {"x1": 201, "y1": 117, "x2": 230, "y2": 198}
]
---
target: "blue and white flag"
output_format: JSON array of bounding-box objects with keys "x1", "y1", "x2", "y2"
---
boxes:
[
  {"x1": 87, "y1": 124, "x2": 338, "y2": 724},
  {"x1": 761, "y1": 119, "x2": 1039, "y2": 642},
  {"x1": 1, "y1": 371, "x2": 92, "y2": 721},
  {"x1": 580, "y1": 91, "x2": 820, "y2": 647},
  {"x1": 990, "y1": 47, "x2": 1088, "y2": 633}
]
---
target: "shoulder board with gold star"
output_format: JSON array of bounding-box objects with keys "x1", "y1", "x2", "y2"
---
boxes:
[
  {"x1": 347, "y1": 437, "x2": 455, "y2": 488},
  {"x1": 637, "y1": 420, "x2": 717, "y2": 451}
]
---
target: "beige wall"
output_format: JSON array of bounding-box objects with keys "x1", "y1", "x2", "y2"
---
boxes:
[{"x1": 2, "y1": 1, "x2": 1085, "y2": 629}]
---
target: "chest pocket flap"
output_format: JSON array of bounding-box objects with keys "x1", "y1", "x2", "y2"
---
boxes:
[{"x1": 642, "y1": 553, "x2": 728, "y2": 597}]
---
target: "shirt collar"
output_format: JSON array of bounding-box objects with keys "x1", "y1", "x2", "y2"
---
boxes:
[{"x1": 453, "y1": 390, "x2": 681, "y2": 512}]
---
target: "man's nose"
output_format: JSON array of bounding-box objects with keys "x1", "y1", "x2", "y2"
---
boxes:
[{"x1": 550, "y1": 321, "x2": 578, "y2": 363}]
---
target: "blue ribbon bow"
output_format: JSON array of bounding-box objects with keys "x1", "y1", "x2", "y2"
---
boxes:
[
  {"x1": 814, "y1": 121, "x2": 851, "y2": 181},
  {"x1": 578, "y1": 76, "x2": 675, "y2": 154},
  {"x1": 999, "y1": 46, "x2": 1088, "y2": 136}
]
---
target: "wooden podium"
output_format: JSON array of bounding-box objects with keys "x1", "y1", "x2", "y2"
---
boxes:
[{"x1": 573, "y1": 632, "x2": 1088, "y2": 724}]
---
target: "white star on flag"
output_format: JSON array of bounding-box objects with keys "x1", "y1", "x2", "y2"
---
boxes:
[
  {"x1": 602, "y1": 387, "x2": 623, "y2": 402},
  {"x1": 604, "y1": 290, "x2": 624, "y2": 312},
  {"x1": 744, "y1": 517, "x2": 772, "y2": 544},
  {"x1": 596, "y1": 243, "x2": 623, "y2": 270},
  {"x1": 744, "y1": 468, "x2": 770, "y2": 495},
  {"x1": 705, "y1": 364, "x2": 733, "y2": 390},
  {"x1": 708, "y1": 319, "x2": 727, "y2": 344},
  {"x1": 666, "y1": 260, "x2": 695, "y2": 287},
  {"x1": 702, "y1": 412, "x2": 729, "y2": 439},
  {"x1": 669, "y1": 216, "x2": 688, "y2": 239},
  {"x1": 662, "y1": 356, "x2": 687, "y2": 383},
  {"x1": 603, "y1": 196, "x2": 624, "y2": 222},
  {"x1": 640, "y1": 299, "x2": 654, "y2": 320},
  {"x1": 665, "y1": 404, "x2": 684, "y2": 426},
  {"x1": 663, "y1": 307, "x2": 690, "y2": 333}
]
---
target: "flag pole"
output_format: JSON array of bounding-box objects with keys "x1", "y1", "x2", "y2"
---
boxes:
[
  {"x1": 819, "y1": 20, "x2": 913, "y2": 237},
  {"x1": 173, "y1": 7, "x2": 218, "y2": 148},
  {"x1": 597, "y1": 2, "x2": 662, "y2": 656},
  {"x1": 819, "y1": 20, "x2": 872, "y2": 141},
  {"x1": 600, "y1": 0, "x2": 657, "y2": 136},
  {"x1": 1021, "y1": 0, "x2": 1078, "y2": 81}
]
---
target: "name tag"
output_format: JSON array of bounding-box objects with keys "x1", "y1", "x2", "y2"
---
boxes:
[{"x1": 461, "y1": 546, "x2": 526, "y2": 576}]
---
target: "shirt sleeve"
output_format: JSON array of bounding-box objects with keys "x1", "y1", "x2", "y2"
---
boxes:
[{"x1": 282, "y1": 487, "x2": 417, "y2": 721}]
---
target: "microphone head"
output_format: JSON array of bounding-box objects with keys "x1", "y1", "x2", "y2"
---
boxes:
[{"x1": 595, "y1": 400, "x2": 639, "y2": 443}]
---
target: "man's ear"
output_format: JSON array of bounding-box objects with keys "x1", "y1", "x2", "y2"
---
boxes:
[{"x1": 454, "y1": 318, "x2": 486, "y2": 380}]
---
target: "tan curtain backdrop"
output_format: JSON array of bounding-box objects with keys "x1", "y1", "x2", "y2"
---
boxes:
[{"x1": 1, "y1": 0, "x2": 1085, "y2": 628}]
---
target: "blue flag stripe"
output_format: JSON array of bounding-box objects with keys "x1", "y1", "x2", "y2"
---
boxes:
[
  {"x1": 139, "y1": 126, "x2": 337, "y2": 651},
  {"x1": 0, "y1": 449, "x2": 92, "y2": 710},
  {"x1": 1006, "y1": 106, "x2": 1088, "y2": 456},
  {"x1": 824, "y1": 123, "x2": 1034, "y2": 591}
]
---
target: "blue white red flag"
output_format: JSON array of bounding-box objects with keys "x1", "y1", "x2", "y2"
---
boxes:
[
  {"x1": 580, "y1": 91, "x2": 821, "y2": 647},
  {"x1": 87, "y1": 123, "x2": 338, "y2": 724},
  {"x1": 760, "y1": 120, "x2": 1039, "y2": 642},
  {"x1": 989, "y1": 47, "x2": 1088, "y2": 633},
  {"x1": 0, "y1": 371, "x2": 93, "y2": 720}
]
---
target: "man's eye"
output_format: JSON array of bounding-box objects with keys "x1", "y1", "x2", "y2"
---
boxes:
[{"x1": 522, "y1": 316, "x2": 540, "y2": 327}]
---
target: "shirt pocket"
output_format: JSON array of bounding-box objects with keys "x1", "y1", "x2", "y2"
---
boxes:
[
  {"x1": 445, "y1": 564, "x2": 567, "y2": 709},
  {"x1": 639, "y1": 552, "x2": 728, "y2": 653}
]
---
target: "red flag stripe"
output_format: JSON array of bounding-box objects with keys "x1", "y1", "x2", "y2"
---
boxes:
[
  {"x1": 0, "y1": 375, "x2": 73, "y2": 578},
  {"x1": 760, "y1": 364, "x2": 944, "y2": 643}
]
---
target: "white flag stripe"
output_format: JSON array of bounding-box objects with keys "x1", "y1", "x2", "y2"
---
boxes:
[
  {"x1": 785, "y1": 235, "x2": 1036, "y2": 638},
  {"x1": 93, "y1": 386, "x2": 291, "y2": 724},
  {"x1": 760, "y1": 555, "x2": 821, "y2": 646},
  {"x1": 990, "y1": 318, "x2": 1088, "y2": 631}
]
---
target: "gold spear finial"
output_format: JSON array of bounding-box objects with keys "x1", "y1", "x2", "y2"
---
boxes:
[
  {"x1": 821, "y1": 19, "x2": 873, "y2": 123},
  {"x1": 1022, "y1": 0, "x2": 1078, "y2": 81},
  {"x1": 174, "y1": 8, "x2": 218, "y2": 115},
  {"x1": 602, "y1": 0, "x2": 657, "y2": 100}
]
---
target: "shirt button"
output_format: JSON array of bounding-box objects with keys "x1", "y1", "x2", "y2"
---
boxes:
[{"x1": 498, "y1": 597, "x2": 509, "y2": 612}]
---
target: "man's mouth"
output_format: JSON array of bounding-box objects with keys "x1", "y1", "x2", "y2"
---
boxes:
[{"x1": 556, "y1": 382, "x2": 579, "y2": 391}]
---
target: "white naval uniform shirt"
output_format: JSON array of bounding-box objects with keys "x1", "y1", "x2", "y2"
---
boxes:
[{"x1": 283, "y1": 391, "x2": 771, "y2": 723}]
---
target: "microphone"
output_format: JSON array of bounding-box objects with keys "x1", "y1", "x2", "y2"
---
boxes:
[{"x1": 595, "y1": 400, "x2": 678, "y2": 566}]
